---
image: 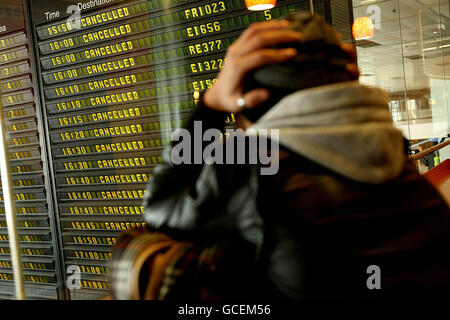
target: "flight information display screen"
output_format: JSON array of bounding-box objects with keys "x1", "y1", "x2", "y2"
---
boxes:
[
  {"x1": 30, "y1": 0, "x2": 303, "y2": 300},
  {"x1": 1, "y1": 0, "x2": 312, "y2": 300},
  {"x1": 0, "y1": 0, "x2": 61, "y2": 300}
]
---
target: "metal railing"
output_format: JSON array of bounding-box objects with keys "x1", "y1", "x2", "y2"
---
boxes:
[{"x1": 410, "y1": 139, "x2": 450, "y2": 161}]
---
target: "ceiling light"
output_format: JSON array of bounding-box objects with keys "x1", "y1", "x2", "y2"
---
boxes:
[
  {"x1": 353, "y1": 17, "x2": 375, "y2": 40},
  {"x1": 245, "y1": 0, "x2": 276, "y2": 11}
]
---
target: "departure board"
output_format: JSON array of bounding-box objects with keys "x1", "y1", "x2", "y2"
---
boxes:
[
  {"x1": 0, "y1": 0, "x2": 320, "y2": 300},
  {"x1": 26, "y1": 0, "x2": 306, "y2": 300},
  {"x1": 0, "y1": 0, "x2": 62, "y2": 300}
]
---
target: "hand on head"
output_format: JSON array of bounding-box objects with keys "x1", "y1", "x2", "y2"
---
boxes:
[
  {"x1": 203, "y1": 19, "x2": 359, "y2": 116},
  {"x1": 203, "y1": 20, "x2": 300, "y2": 113}
]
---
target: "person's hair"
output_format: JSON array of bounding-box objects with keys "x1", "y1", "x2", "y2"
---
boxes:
[{"x1": 242, "y1": 12, "x2": 354, "y2": 122}]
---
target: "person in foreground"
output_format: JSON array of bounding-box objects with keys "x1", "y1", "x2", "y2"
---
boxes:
[{"x1": 113, "y1": 13, "x2": 450, "y2": 300}]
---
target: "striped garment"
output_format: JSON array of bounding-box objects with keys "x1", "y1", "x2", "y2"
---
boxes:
[{"x1": 110, "y1": 227, "x2": 225, "y2": 300}]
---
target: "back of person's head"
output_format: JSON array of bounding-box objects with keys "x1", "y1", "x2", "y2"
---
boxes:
[{"x1": 243, "y1": 12, "x2": 354, "y2": 122}]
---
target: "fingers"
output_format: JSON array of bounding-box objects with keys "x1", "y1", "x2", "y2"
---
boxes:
[
  {"x1": 342, "y1": 43, "x2": 357, "y2": 62},
  {"x1": 346, "y1": 63, "x2": 360, "y2": 80},
  {"x1": 340, "y1": 43, "x2": 359, "y2": 80},
  {"x1": 234, "y1": 29, "x2": 301, "y2": 57},
  {"x1": 228, "y1": 19, "x2": 300, "y2": 58},
  {"x1": 232, "y1": 48, "x2": 298, "y2": 80},
  {"x1": 238, "y1": 20, "x2": 291, "y2": 43},
  {"x1": 342, "y1": 44, "x2": 359, "y2": 80},
  {"x1": 242, "y1": 89, "x2": 270, "y2": 109},
  {"x1": 227, "y1": 89, "x2": 270, "y2": 113}
]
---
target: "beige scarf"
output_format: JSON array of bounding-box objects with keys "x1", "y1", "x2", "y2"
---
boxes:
[{"x1": 252, "y1": 81, "x2": 406, "y2": 184}]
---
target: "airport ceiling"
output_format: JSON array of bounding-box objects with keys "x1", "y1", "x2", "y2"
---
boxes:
[{"x1": 352, "y1": 0, "x2": 450, "y2": 95}]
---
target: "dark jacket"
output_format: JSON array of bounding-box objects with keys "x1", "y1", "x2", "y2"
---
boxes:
[{"x1": 143, "y1": 82, "x2": 450, "y2": 299}]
